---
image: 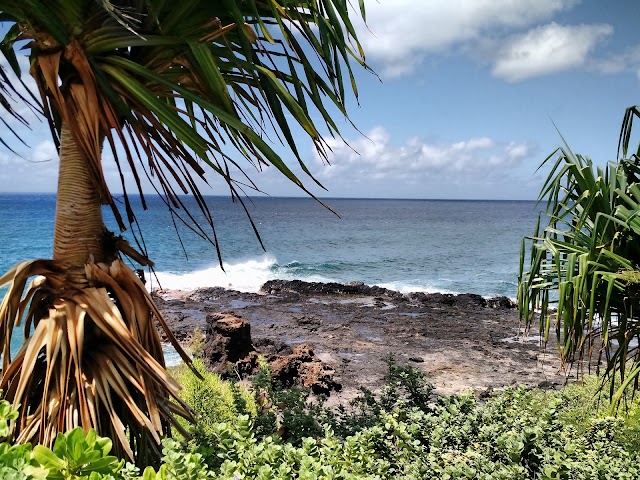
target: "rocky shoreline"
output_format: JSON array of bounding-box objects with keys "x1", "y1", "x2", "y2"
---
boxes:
[{"x1": 154, "y1": 280, "x2": 567, "y2": 401}]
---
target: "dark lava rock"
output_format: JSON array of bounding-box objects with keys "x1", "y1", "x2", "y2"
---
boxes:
[
  {"x1": 261, "y1": 279, "x2": 404, "y2": 300},
  {"x1": 187, "y1": 287, "x2": 235, "y2": 302},
  {"x1": 158, "y1": 311, "x2": 202, "y2": 342},
  {"x1": 202, "y1": 313, "x2": 254, "y2": 373},
  {"x1": 269, "y1": 344, "x2": 341, "y2": 395},
  {"x1": 406, "y1": 291, "x2": 514, "y2": 310},
  {"x1": 201, "y1": 312, "x2": 340, "y2": 394},
  {"x1": 253, "y1": 337, "x2": 294, "y2": 356},
  {"x1": 486, "y1": 296, "x2": 516, "y2": 309}
]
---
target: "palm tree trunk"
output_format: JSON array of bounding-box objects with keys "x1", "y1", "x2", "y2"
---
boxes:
[{"x1": 53, "y1": 125, "x2": 105, "y2": 267}]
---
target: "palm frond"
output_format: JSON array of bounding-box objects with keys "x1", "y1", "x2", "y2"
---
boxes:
[
  {"x1": 0, "y1": 258, "x2": 193, "y2": 461},
  {"x1": 520, "y1": 139, "x2": 640, "y2": 405},
  {"x1": 1, "y1": 0, "x2": 370, "y2": 262}
]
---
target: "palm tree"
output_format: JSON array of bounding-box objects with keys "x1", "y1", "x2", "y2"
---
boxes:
[
  {"x1": 0, "y1": 0, "x2": 368, "y2": 462},
  {"x1": 519, "y1": 111, "x2": 640, "y2": 407}
]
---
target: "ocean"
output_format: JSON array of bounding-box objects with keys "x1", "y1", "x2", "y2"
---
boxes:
[{"x1": 0, "y1": 194, "x2": 541, "y2": 298}]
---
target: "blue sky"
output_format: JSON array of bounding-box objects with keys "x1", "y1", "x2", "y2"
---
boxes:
[{"x1": 1, "y1": 0, "x2": 640, "y2": 200}]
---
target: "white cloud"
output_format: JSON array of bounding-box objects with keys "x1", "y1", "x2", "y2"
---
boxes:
[
  {"x1": 314, "y1": 127, "x2": 534, "y2": 184},
  {"x1": 588, "y1": 45, "x2": 640, "y2": 78},
  {"x1": 359, "y1": 0, "x2": 576, "y2": 77},
  {"x1": 0, "y1": 139, "x2": 59, "y2": 191},
  {"x1": 492, "y1": 22, "x2": 613, "y2": 81}
]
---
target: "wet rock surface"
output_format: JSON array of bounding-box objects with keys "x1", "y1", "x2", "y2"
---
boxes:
[{"x1": 155, "y1": 280, "x2": 566, "y2": 402}]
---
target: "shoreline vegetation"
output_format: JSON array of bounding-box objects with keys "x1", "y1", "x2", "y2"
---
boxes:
[{"x1": 3, "y1": 278, "x2": 640, "y2": 478}]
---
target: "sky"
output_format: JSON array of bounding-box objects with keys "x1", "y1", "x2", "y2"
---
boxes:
[{"x1": 1, "y1": 0, "x2": 640, "y2": 200}]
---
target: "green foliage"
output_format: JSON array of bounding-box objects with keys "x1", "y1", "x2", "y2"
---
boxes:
[
  {"x1": 329, "y1": 356, "x2": 436, "y2": 438},
  {"x1": 248, "y1": 356, "x2": 436, "y2": 444},
  {"x1": 0, "y1": 396, "x2": 47, "y2": 480},
  {"x1": 0, "y1": 443, "x2": 47, "y2": 480},
  {"x1": 0, "y1": 425, "x2": 122, "y2": 479},
  {"x1": 121, "y1": 439, "x2": 213, "y2": 480},
  {"x1": 519, "y1": 111, "x2": 640, "y2": 402},
  {"x1": 32, "y1": 427, "x2": 124, "y2": 480},
  {"x1": 0, "y1": 393, "x2": 18, "y2": 439},
  {"x1": 172, "y1": 358, "x2": 256, "y2": 436},
  {"x1": 143, "y1": 384, "x2": 639, "y2": 479},
  {"x1": 2, "y1": 368, "x2": 640, "y2": 478},
  {"x1": 249, "y1": 359, "x2": 328, "y2": 445}
]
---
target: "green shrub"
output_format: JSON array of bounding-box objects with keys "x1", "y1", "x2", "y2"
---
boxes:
[
  {"x1": 0, "y1": 443, "x2": 47, "y2": 480},
  {"x1": 2, "y1": 365, "x2": 640, "y2": 479},
  {"x1": 248, "y1": 356, "x2": 436, "y2": 444},
  {"x1": 552, "y1": 375, "x2": 640, "y2": 451},
  {"x1": 157, "y1": 385, "x2": 638, "y2": 479},
  {"x1": 33, "y1": 428, "x2": 123, "y2": 480},
  {"x1": 173, "y1": 362, "x2": 639, "y2": 479},
  {"x1": 249, "y1": 359, "x2": 329, "y2": 445},
  {"x1": 172, "y1": 358, "x2": 257, "y2": 436},
  {"x1": 328, "y1": 355, "x2": 435, "y2": 438}
]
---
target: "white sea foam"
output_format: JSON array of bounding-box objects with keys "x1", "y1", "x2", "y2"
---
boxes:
[
  {"x1": 151, "y1": 255, "x2": 278, "y2": 293},
  {"x1": 151, "y1": 255, "x2": 338, "y2": 293},
  {"x1": 376, "y1": 282, "x2": 459, "y2": 295}
]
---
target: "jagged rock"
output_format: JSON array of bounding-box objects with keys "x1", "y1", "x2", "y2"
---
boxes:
[
  {"x1": 486, "y1": 296, "x2": 516, "y2": 309},
  {"x1": 253, "y1": 337, "x2": 293, "y2": 356},
  {"x1": 261, "y1": 279, "x2": 404, "y2": 300},
  {"x1": 187, "y1": 287, "x2": 234, "y2": 302},
  {"x1": 156, "y1": 311, "x2": 201, "y2": 342},
  {"x1": 269, "y1": 344, "x2": 341, "y2": 395},
  {"x1": 202, "y1": 313, "x2": 254, "y2": 373},
  {"x1": 406, "y1": 291, "x2": 514, "y2": 310},
  {"x1": 200, "y1": 312, "x2": 340, "y2": 394},
  {"x1": 261, "y1": 279, "x2": 514, "y2": 310}
]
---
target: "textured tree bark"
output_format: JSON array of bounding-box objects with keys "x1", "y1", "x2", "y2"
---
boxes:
[{"x1": 53, "y1": 125, "x2": 105, "y2": 266}]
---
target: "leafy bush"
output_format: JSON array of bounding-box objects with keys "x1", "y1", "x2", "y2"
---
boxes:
[
  {"x1": 32, "y1": 428, "x2": 123, "y2": 479},
  {"x1": 0, "y1": 443, "x2": 47, "y2": 480},
  {"x1": 2, "y1": 365, "x2": 640, "y2": 479},
  {"x1": 175, "y1": 361, "x2": 639, "y2": 479},
  {"x1": 328, "y1": 355, "x2": 435, "y2": 438},
  {"x1": 248, "y1": 355, "x2": 436, "y2": 443},
  {"x1": 0, "y1": 424, "x2": 122, "y2": 480},
  {"x1": 154, "y1": 384, "x2": 639, "y2": 479},
  {"x1": 553, "y1": 375, "x2": 640, "y2": 451},
  {"x1": 171, "y1": 358, "x2": 257, "y2": 436},
  {"x1": 249, "y1": 359, "x2": 329, "y2": 445}
]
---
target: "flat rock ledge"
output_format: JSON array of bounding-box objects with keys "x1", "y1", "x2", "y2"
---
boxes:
[
  {"x1": 261, "y1": 280, "x2": 515, "y2": 310},
  {"x1": 155, "y1": 279, "x2": 565, "y2": 400}
]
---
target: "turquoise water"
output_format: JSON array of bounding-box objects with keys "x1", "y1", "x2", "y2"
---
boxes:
[{"x1": 0, "y1": 194, "x2": 540, "y2": 297}]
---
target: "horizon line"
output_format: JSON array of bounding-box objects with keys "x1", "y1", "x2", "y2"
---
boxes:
[
  {"x1": 0, "y1": 192, "x2": 538, "y2": 202},
  {"x1": 0, "y1": 191, "x2": 538, "y2": 202}
]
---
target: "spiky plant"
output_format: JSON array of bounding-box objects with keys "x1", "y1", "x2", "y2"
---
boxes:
[
  {"x1": 519, "y1": 108, "x2": 640, "y2": 407},
  {"x1": 0, "y1": 0, "x2": 367, "y2": 463}
]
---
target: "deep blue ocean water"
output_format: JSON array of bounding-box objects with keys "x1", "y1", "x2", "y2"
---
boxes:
[{"x1": 0, "y1": 194, "x2": 541, "y2": 298}]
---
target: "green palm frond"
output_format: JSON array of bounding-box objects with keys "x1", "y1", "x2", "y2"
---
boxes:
[
  {"x1": 520, "y1": 119, "x2": 640, "y2": 405},
  {"x1": 0, "y1": 0, "x2": 370, "y2": 264}
]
